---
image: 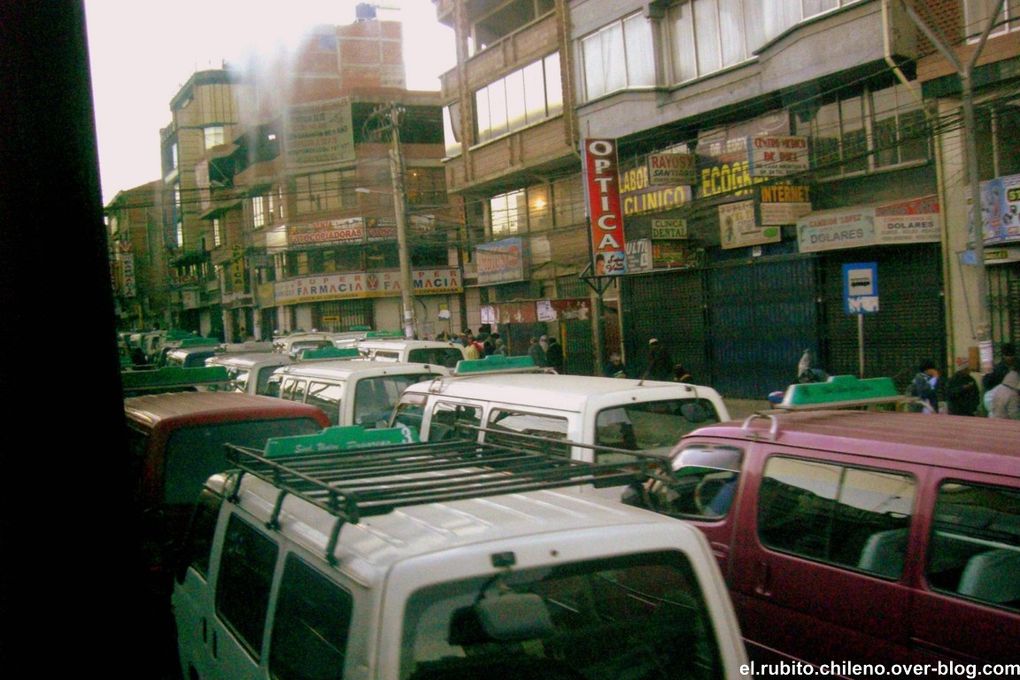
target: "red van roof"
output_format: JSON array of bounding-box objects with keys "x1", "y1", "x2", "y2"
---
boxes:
[
  {"x1": 689, "y1": 410, "x2": 1020, "y2": 477},
  {"x1": 124, "y1": 392, "x2": 331, "y2": 431}
]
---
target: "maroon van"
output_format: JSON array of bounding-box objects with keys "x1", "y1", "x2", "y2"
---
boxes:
[{"x1": 633, "y1": 408, "x2": 1020, "y2": 671}]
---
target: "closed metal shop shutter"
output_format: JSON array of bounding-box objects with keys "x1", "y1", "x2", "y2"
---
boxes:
[
  {"x1": 705, "y1": 258, "x2": 818, "y2": 399},
  {"x1": 820, "y1": 244, "x2": 944, "y2": 390},
  {"x1": 621, "y1": 270, "x2": 706, "y2": 382},
  {"x1": 313, "y1": 299, "x2": 374, "y2": 331},
  {"x1": 988, "y1": 263, "x2": 1019, "y2": 346}
]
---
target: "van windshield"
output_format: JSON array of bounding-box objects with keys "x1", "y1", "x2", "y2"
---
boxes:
[
  {"x1": 595, "y1": 399, "x2": 721, "y2": 461},
  {"x1": 400, "y1": 550, "x2": 723, "y2": 680}
]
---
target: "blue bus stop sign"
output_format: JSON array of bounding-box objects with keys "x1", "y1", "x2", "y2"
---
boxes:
[{"x1": 843, "y1": 262, "x2": 878, "y2": 315}]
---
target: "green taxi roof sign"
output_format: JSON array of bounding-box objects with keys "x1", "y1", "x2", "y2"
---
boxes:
[
  {"x1": 299, "y1": 346, "x2": 361, "y2": 361},
  {"x1": 453, "y1": 355, "x2": 537, "y2": 375},
  {"x1": 365, "y1": 330, "x2": 403, "y2": 338},
  {"x1": 178, "y1": 336, "x2": 222, "y2": 348},
  {"x1": 349, "y1": 325, "x2": 372, "y2": 331},
  {"x1": 778, "y1": 375, "x2": 902, "y2": 410},
  {"x1": 121, "y1": 366, "x2": 230, "y2": 394},
  {"x1": 265, "y1": 424, "x2": 418, "y2": 458}
]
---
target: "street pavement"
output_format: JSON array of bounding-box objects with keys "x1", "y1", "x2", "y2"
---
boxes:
[{"x1": 724, "y1": 399, "x2": 772, "y2": 421}]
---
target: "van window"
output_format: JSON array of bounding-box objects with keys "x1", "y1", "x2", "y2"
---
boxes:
[
  {"x1": 224, "y1": 367, "x2": 249, "y2": 393},
  {"x1": 428, "y1": 402, "x2": 482, "y2": 442},
  {"x1": 487, "y1": 408, "x2": 569, "y2": 455},
  {"x1": 175, "y1": 488, "x2": 223, "y2": 583},
  {"x1": 596, "y1": 399, "x2": 721, "y2": 459},
  {"x1": 282, "y1": 377, "x2": 307, "y2": 402},
  {"x1": 306, "y1": 381, "x2": 344, "y2": 426},
  {"x1": 353, "y1": 375, "x2": 438, "y2": 428},
  {"x1": 409, "y1": 347, "x2": 462, "y2": 367},
  {"x1": 391, "y1": 392, "x2": 427, "y2": 432},
  {"x1": 372, "y1": 349, "x2": 401, "y2": 361},
  {"x1": 269, "y1": 554, "x2": 354, "y2": 680},
  {"x1": 265, "y1": 373, "x2": 283, "y2": 398},
  {"x1": 651, "y1": 446, "x2": 743, "y2": 519},
  {"x1": 927, "y1": 481, "x2": 1020, "y2": 611},
  {"x1": 400, "y1": 550, "x2": 723, "y2": 680},
  {"x1": 216, "y1": 515, "x2": 279, "y2": 659},
  {"x1": 758, "y1": 456, "x2": 916, "y2": 579},
  {"x1": 162, "y1": 418, "x2": 324, "y2": 505}
]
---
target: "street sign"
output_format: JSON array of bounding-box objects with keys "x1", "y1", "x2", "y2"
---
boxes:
[{"x1": 843, "y1": 262, "x2": 879, "y2": 314}]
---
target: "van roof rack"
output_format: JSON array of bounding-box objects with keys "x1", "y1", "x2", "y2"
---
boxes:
[{"x1": 224, "y1": 429, "x2": 652, "y2": 565}]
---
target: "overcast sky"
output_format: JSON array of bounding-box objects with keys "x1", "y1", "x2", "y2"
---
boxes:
[{"x1": 84, "y1": 0, "x2": 456, "y2": 205}]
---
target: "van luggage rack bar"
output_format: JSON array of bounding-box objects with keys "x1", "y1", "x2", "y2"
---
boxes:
[{"x1": 225, "y1": 441, "x2": 647, "y2": 523}]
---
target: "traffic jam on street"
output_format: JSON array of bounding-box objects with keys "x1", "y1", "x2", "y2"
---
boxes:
[{"x1": 91, "y1": 1, "x2": 1019, "y2": 678}]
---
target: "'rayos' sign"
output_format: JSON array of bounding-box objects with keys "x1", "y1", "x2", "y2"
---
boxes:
[{"x1": 583, "y1": 138, "x2": 627, "y2": 276}]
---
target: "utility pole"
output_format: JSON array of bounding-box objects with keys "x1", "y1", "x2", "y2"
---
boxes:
[
  {"x1": 900, "y1": 0, "x2": 1004, "y2": 370},
  {"x1": 365, "y1": 103, "x2": 416, "y2": 339}
]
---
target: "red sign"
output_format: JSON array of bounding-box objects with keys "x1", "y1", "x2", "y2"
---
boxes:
[{"x1": 583, "y1": 138, "x2": 627, "y2": 275}]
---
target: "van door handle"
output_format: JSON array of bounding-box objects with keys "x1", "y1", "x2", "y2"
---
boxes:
[
  {"x1": 754, "y1": 561, "x2": 772, "y2": 597},
  {"x1": 211, "y1": 629, "x2": 218, "y2": 659}
]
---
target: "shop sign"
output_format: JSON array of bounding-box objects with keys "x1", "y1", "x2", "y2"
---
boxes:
[
  {"x1": 979, "y1": 174, "x2": 1020, "y2": 244},
  {"x1": 748, "y1": 135, "x2": 809, "y2": 177},
  {"x1": 652, "y1": 241, "x2": 702, "y2": 269},
  {"x1": 284, "y1": 97, "x2": 355, "y2": 168},
  {"x1": 699, "y1": 157, "x2": 765, "y2": 199},
  {"x1": 873, "y1": 195, "x2": 940, "y2": 244},
  {"x1": 619, "y1": 163, "x2": 692, "y2": 216},
  {"x1": 583, "y1": 138, "x2": 627, "y2": 275},
  {"x1": 651, "y1": 219, "x2": 688, "y2": 239},
  {"x1": 475, "y1": 237, "x2": 527, "y2": 285},
  {"x1": 646, "y1": 152, "x2": 696, "y2": 186},
  {"x1": 536, "y1": 300, "x2": 556, "y2": 322},
  {"x1": 275, "y1": 268, "x2": 461, "y2": 304},
  {"x1": 757, "y1": 184, "x2": 812, "y2": 225},
  {"x1": 625, "y1": 238, "x2": 653, "y2": 273},
  {"x1": 289, "y1": 217, "x2": 365, "y2": 246},
  {"x1": 720, "y1": 200, "x2": 780, "y2": 249},
  {"x1": 119, "y1": 252, "x2": 136, "y2": 298},
  {"x1": 366, "y1": 222, "x2": 397, "y2": 242},
  {"x1": 797, "y1": 208, "x2": 875, "y2": 253}
]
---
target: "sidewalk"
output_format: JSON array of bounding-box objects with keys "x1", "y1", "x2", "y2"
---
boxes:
[{"x1": 723, "y1": 399, "x2": 772, "y2": 421}]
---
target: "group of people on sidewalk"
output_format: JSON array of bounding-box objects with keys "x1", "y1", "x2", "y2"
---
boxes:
[
  {"x1": 897, "y1": 343, "x2": 1018, "y2": 418},
  {"x1": 602, "y1": 338, "x2": 693, "y2": 383}
]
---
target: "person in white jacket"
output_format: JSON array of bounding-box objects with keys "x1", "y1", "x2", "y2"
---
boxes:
[{"x1": 987, "y1": 369, "x2": 1020, "y2": 419}]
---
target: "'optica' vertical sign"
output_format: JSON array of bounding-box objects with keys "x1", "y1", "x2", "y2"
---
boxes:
[{"x1": 583, "y1": 138, "x2": 627, "y2": 275}]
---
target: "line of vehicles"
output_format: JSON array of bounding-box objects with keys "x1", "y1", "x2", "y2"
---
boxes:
[{"x1": 117, "y1": 329, "x2": 1020, "y2": 679}]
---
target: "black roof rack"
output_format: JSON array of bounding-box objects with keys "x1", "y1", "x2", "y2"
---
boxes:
[{"x1": 224, "y1": 437, "x2": 657, "y2": 565}]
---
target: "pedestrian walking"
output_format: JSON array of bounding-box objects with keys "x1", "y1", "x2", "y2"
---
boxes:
[
  {"x1": 982, "y1": 342, "x2": 1016, "y2": 393},
  {"x1": 986, "y1": 369, "x2": 1020, "y2": 419},
  {"x1": 946, "y1": 366, "x2": 980, "y2": 416},
  {"x1": 546, "y1": 336, "x2": 564, "y2": 373},
  {"x1": 644, "y1": 338, "x2": 673, "y2": 381},
  {"x1": 604, "y1": 352, "x2": 627, "y2": 378},
  {"x1": 528, "y1": 336, "x2": 547, "y2": 367},
  {"x1": 906, "y1": 359, "x2": 940, "y2": 414}
]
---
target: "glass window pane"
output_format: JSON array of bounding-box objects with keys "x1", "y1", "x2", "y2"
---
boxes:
[
  {"x1": 475, "y1": 87, "x2": 491, "y2": 143},
  {"x1": 718, "y1": 0, "x2": 746, "y2": 67},
  {"x1": 762, "y1": 0, "x2": 800, "y2": 41},
  {"x1": 814, "y1": 101, "x2": 841, "y2": 178},
  {"x1": 758, "y1": 457, "x2": 840, "y2": 560},
  {"x1": 841, "y1": 95, "x2": 867, "y2": 173},
  {"x1": 668, "y1": 2, "x2": 698, "y2": 82},
  {"x1": 996, "y1": 106, "x2": 1020, "y2": 175},
  {"x1": 694, "y1": 0, "x2": 722, "y2": 76},
  {"x1": 504, "y1": 69, "x2": 526, "y2": 131},
  {"x1": 487, "y1": 80, "x2": 509, "y2": 138},
  {"x1": 216, "y1": 516, "x2": 278, "y2": 658},
  {"x1": 527, "y1": 184, "x2": 552, "y2": 231},
  {"x1": 553, "y1": 175, "x2": 584, "y2": 227},
  {"x1": 544, "y1": 53, "x2": 562, "y2": 116},
  {"x1": 522, "y1": 61, "x2": 547, "y2": 124},
  {"x1": 623, "y1": 14, "x2": 655, "y2": 86},
  {"x1": 443, "y1": 104, "x2": 461, "y2": 157},
  {"x1": 582, "y1": 33, "x2": 606, "y2": 99},
  {"x1": 871, "y1": 86, "x2": 899, "y2": 168},
  {"x1": 602, "y1": 23, "x2": 627, "y2": 94},
  {"x1": 835, "y1": 468, "x2": 915, "y2": 576},
  {"x1": 803, "y1": 0, "x2": 838, "y2": 18}
]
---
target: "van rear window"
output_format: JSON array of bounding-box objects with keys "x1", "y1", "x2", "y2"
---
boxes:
[
  {"x1": 928, "y1": 481, "x2": 1020, "y2": 611},
  {"x1": 163, "y1": 418, "x2": 323, "y2": 505},
  {"x1": 400, "y1": 550, "x2": 724, "y2": 680},
  {"x1": 595, "y1": 399, "x2": 721, "y2": 461}
]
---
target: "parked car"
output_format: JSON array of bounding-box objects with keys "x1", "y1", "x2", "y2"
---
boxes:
[
  {"x1": 267, "y1": 359, "x2": 449, "y2": 427},
  {"x1": 357, "y1": 338, "x2": 467, "y2": 367},
  {"x1": 205, "y1": 352, "x2": 293, "y2": 396},
  {"x1": 172, "y1": 426, "x2": 750, "y2": 680},
  {"x1": 628, "y1": 375, "x2": 1020, "y2": 668}
]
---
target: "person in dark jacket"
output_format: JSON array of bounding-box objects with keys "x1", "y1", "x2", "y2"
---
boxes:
[
  {"x1": 528, "y1": 336, "x2": 547, "y2": 367},
  {"x1": 982, "y1": 342, "x2": 1016, "y2": 392},
  {"x1": 545, "y1": 336, "x2": 564, "y2": 373},
  {"x1": 644, "y1": 338, "x2": 673, "y2": 381},
  {"x1": 907, "y1": 358, "x2": 940, "y2": 413},
  {"x1": 946, "y1": 366, "x2": 980, "y2": 416}
]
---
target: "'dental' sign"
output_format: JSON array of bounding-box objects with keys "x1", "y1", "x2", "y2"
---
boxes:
[{"x1": 583, "y1": 138, "x2": 627, "y2": 276}]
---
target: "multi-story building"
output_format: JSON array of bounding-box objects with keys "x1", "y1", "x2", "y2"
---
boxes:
[
  {"x1": 434, "y1": 0, "x2": 607, "y2": 373},
  {"x1": 105, "y1": 180, "x2": 167, "y2": 330},
  {"x1": 163, "y1": 14, "x2": 462, "y2": 342},
  {"x1": 160, "y1": 68, "x2": 254, "y2": 338},
  {"x1": 570, "y1": 0, "x2": 950, "y2": 397},
  {"x1": 916, "y1": 0, "x2": 1020, "y2": 370}
]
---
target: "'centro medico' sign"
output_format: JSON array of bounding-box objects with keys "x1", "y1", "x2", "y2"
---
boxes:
[{"x1": 583, "y1": 138, "x2": 627, "y2": 276}]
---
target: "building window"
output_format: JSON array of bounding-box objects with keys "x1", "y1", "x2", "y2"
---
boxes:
[
  {"x1": 294, "y1": 169, "x2": 356, "y2": 215},
  {"x1": 173, "y1": 183, "x2": 183, "y2": 248},
  {"x1": 490, "y1": 189, "x2": 526, "y2": 237},
  {"x1": 667, "y1": 0, "x2": 752, "y2": 84},
  {"x1": 204, "y1": 125, "x2": 225, "y2": 150},
  {"x1": 527, "y1": 184, "x2": 552, "y2": 231},
  {"x1": 468, "y1": 0, "x2": 556, "y2": 57},
  {"x1": 552, "y1": 175, "x2": 585, "y2": 228},
  {"x1": 252, "y1": 194, "x2": 269, "y2": 229},
  {"x1": 475, "y1": 54, "x2": 562, "y2": 145},
  {"x1": 212, "y1": 217, "x2": 222, "y2": 247},
  {"x1": 975, "y1": 101, "x2": 1020, "y2": 181},
  {"x1": 582, "y1": 13, "x2": 655, "y2": 100},
  {"x1": 405, "y1": 167, "x2": 446, "y2": 206},
  {"x1": 964, "y1": 0, "x2": 1020, "y2": 41},
  {"x1": 443, "y1": 103, "x2": 462, "y2": 157},
  {"x1": 796, "y1": 82, "x2": 929, "y2": 179}
]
